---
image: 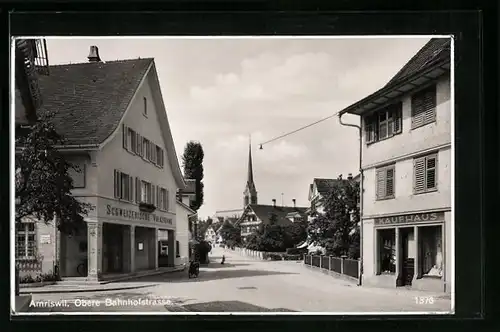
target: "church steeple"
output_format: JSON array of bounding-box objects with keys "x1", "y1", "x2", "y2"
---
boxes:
[{"x1": 244, "y1": 135, "x2": 258, "y2": 208}]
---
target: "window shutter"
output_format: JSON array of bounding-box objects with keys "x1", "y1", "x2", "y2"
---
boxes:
[
  {"x1": 135, "y1": 177, "x2": 140, "y2": 202},
  {"x1": 157, "y1": 187, "x2": 161, "y2": 209},
  {"x1": 426, "y1": 155, "x2": 437, "y2": 190},
  {"x1": 122, "y1": 125, "x2": 128, "y2": 149},
  {"x1": 151, "y1": 185, "x2": 155, "y2": 205},
  {"x1": 166, "y1": 190, "x2": 169, "y2": 211},
  {"x1": 412, "y1": 86, "x2": 436, "y2": 129},
  {"x1": 114, "y1": 170, "x2": 119, "y2": 198},
  {"x1": 392, "y1": 104, "x2": 402, "y2": 134},
  {"x1": 414, "y1": 157, "x2": 426, "y2": 193},
  {"x1": 129, "y1": 176, "x2": 134, "y2": 201},
  {"x1": 376, "y1": 169, "x2": 386, "y2": 200},
  {"x1": 386, "y1": 167, "x2": 395, "y2": 197}
]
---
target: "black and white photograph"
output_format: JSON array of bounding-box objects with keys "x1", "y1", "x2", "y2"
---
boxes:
[{"x1": 12, "y1": 36, "x2": 453, "y2": 315}]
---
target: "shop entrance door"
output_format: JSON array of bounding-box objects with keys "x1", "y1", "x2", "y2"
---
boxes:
[
  {"x1": 105, "y1": 223, "x2": 123, "y2": 273},
  {"x1": 399, "y1": 227, "x2": 415, "y2": 286}
]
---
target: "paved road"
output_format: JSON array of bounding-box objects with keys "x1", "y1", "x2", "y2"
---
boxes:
[{"x1": 24, "y1": 247, "x2": 452, "y2": 313}]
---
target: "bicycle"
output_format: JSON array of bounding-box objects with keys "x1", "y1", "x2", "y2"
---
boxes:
[{"x1": 76, "y1": 259, "x2": 87, "y2": 277}]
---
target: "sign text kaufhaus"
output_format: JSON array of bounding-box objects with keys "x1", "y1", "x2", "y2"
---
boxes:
[
  {"x1": 374, "y1": 212, "x2": 445, "y2": 226},
  {"x1": 106, "y1": 205, "x2": 172, "y2": 225}
]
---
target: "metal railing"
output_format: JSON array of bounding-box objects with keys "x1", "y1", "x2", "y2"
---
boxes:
[{"x1": 303, "y1": 254, "x2": 360, "y2": 281}]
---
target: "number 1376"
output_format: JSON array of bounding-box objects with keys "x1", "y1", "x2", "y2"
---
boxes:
[{"x1": 415, "y1": 296, "x2": 435, "y2": 304}]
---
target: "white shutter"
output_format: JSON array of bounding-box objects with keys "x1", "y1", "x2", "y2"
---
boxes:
[
  {"x1": 412, "y1": 85, "x2": 436, "y2": 129},
  {"x1": 376, "y1": 169, "x2": 386, "y2": 200},
  {"x1": 426, "y1": 154, "x2": 437, "y2": 190},
  {"x1": 414, "y1": 157, "x2": 426, "y2": 193},
  {"x1": 385, "y1": 167, "x2": 395, "y2": 197}
]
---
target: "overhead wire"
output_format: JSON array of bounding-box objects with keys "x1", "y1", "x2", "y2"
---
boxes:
[{"x1": 258, "y1": 110, "x2": 342, "y2": 149}]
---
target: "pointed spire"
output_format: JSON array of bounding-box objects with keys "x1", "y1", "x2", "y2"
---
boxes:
[{"x1": 247, "y1": 134, "x2": 254, "y2": 184}]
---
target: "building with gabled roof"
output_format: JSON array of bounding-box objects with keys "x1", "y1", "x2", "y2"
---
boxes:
[
  {"x1": 338, "y1": 38, "x2": 452, "y2": 293},
  {"x1": 15, "y1": 45, "x2": 187, "y2": 283}
]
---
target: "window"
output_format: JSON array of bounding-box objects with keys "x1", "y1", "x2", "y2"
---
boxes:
[
  {"x1": 143, "y1": 97, "x2": 148, "y2": 116},
  {"x1": 364, "y1": 102, "x2": 403, "y2": 144},
  {"x1": 136, "y1": 133, "x2": 143, "y2": 156},
  {"x1": 378, "y1": 229, "x2": 396, "y2": 274},
  {"x1": 141, "y1": 180, "x2": 152, "y2": 204},
  {"x1": 159, "y1": 188, "x2": 168, "y2": 211},
  {"x1": 411, "y1": 85, "x2": 436, "y2": 129},
  {"x1": 414, "y1": 153, "x2": 438, "y2": 194},
  {"x1": 143, "y1": 138, "x2": 150, "y2": 160},
  {"x1": 128, "y1": 128, "x2": 136, "y2": 153},
  {"x1": 156, "y1": 146, "x2": 164, "y2": 167},
  {"x1": 114, "y1": 170, "x2": 133, "y2": 201},
  {"x1": 376, "y1": 165, "x2": 395, "y2": 200},
  {"x1": 16, "y1": 222, "x2": 36, "y2": 259},
  {"x1": 419, "y1": 226, "x2": 443, "y2": 278},
  {"x1": 68, "y1": 163, "x2": 85, "y2": 188}
]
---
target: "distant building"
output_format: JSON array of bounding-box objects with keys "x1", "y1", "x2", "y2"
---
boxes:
[
  {"x1": 213, "y1": 209, "x2": 243, "y2": 223},
  {"x1": 203, "y1": 226, "x2": 216, "y2": 244},
  {"x1": 236, "y1": 199, "x2": 308, "y2": 243},
  {"x1": 338, "y1": 38, "x2": 451, "y2": 293}
]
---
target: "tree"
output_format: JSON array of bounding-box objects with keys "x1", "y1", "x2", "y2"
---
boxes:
[
  {"x1": 307, "y1": 175, "x2": 360, "y2": 258},
  {"x1": 283, "y1": 219, "x2": 308, "y2": 249},
  {"x1": 181, "y1": 141, "x2": 205, "y2": 211},
  {"x1": 15, "y1": 111, "x2": 93, "y2": 235},
  {"x1": 218, "y1": 220, "x2": 241, "y2": 247}
]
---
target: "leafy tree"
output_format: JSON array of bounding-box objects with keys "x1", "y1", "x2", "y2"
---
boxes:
[
  {"x1": 307, "y1": 174, "x2": 360, "y2": 258},
  {"x1": 283, "y1": 219, "x2": 308, "y2": 248},
  {"x1": 181, "y1": 141, "x2": 205, "y2": 211},
  {"x1": 219, "y1": 220, "x2": 241, "y2": 247},
  {"x1": 15, "y1": 111, "x2": 93, "y2": 235}
]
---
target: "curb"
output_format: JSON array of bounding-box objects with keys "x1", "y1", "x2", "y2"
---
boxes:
[{"x1": 19, "y1": 283, "x2": 157, "y2": 294}]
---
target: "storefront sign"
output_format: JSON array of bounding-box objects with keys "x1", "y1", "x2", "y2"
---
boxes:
[
  {"x1": 374, "y1": 211, "x2": 445, "y2": 226},
  {"x1": 106, "y1": 205, "x2": 172, "y2": 225}
]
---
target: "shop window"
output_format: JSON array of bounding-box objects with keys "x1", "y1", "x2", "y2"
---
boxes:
[
  {"x1": 376, "y1": 164, "x2": 395, "y2": 200},
  {"x1": 15, "y1": 222, "x2": 36, "y2": 259},
  {"x1": 378, "y1": 229, "x2": 396, "y2": 274},
  {"x1": 414, "y1": 153, "x2": 438, "y2": 194},
  {"x1": 364, "y1": 102, "x2": 403, "y2": 144},
  {"x1": 419, "y1": 226, "x2": 443, "y2": 278},
  {"x1": 411, "y1": 85, "x2": 437, "y2": 129}
]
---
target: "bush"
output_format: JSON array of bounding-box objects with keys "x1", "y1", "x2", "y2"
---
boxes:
[
  {"x1": 19, "y1": 272, "x2": 61, "y2": 284},
  {"x1": 286, "y1": 247, "x2": 307, "y2": 255},
  {"x1": 282, "y1": 254, "x2": 302, "y2": 261}
]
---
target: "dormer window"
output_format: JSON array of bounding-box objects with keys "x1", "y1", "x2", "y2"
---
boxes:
[{"x1": 364, "y1": 102, "x2": 402, "y2": 144}]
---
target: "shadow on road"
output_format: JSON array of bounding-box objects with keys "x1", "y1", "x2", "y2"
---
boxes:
[
  {"x1": 177, "y1": 300, "x2": 297, "y2": 312},
  {"x1": 202, "y1": 262, "x2": 251, "y2": 269},
  {"x1": 124, "y1": 269, "x2": 297, "y2": 283}
]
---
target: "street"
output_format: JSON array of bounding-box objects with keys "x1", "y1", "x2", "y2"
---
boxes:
[{"x1": 25, "y1": 247, "x2": 452, "y2": 313}]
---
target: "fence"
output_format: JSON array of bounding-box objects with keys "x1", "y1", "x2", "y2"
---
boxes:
[
  {"x1": 229, "y1": 247, "x2": 302, "y2": 261},
  {"x1": 303, "y1": 254, "x2": 360, "y2": 283}
]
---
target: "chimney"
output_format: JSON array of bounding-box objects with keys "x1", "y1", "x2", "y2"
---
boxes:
[
  {"x1": 272, "y1": 199, "x2": 276, "y2": 207},
  {"x1": 88, "y1": 46, "x2": 101, "y2": 62},
  {"x1": 348, "y1": 173, "x2": 353, "y2": 180},
  {"x1": 292, "y1": 199, "x2": 296, "y2": 208}
]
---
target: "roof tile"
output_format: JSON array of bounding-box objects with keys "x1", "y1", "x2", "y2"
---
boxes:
[{"x1": 24, "y1": 58, "x2": 153, "y2": 145}]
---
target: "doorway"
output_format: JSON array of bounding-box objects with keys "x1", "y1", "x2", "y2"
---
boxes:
[
  {"x1": 399, "y1": 227, "x2": 415, "y2": 286},
  {"x1": 103, "y1": 223, "x2": 124, "y2": 273}
]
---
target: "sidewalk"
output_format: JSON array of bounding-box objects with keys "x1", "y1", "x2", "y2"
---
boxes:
[{"x1": 20, "y1": 265, "x2": 185, "y2": 294}]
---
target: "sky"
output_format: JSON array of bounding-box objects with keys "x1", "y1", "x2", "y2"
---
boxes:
[{"x1": 45, "y1": 37, "x2": 431, "y2": 219}]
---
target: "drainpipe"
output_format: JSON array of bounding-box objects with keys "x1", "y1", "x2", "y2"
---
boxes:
[{"x1": 338, "y1": 113, "x2": 364, "y2": 286}]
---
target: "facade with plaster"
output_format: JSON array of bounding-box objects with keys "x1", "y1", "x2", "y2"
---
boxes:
[
  {"x1": 339, "y1": 38, "x2": 452, "y2": 293},
  {"x1": 15, "y1": 47, "x2": 187, "y2": 282}
]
